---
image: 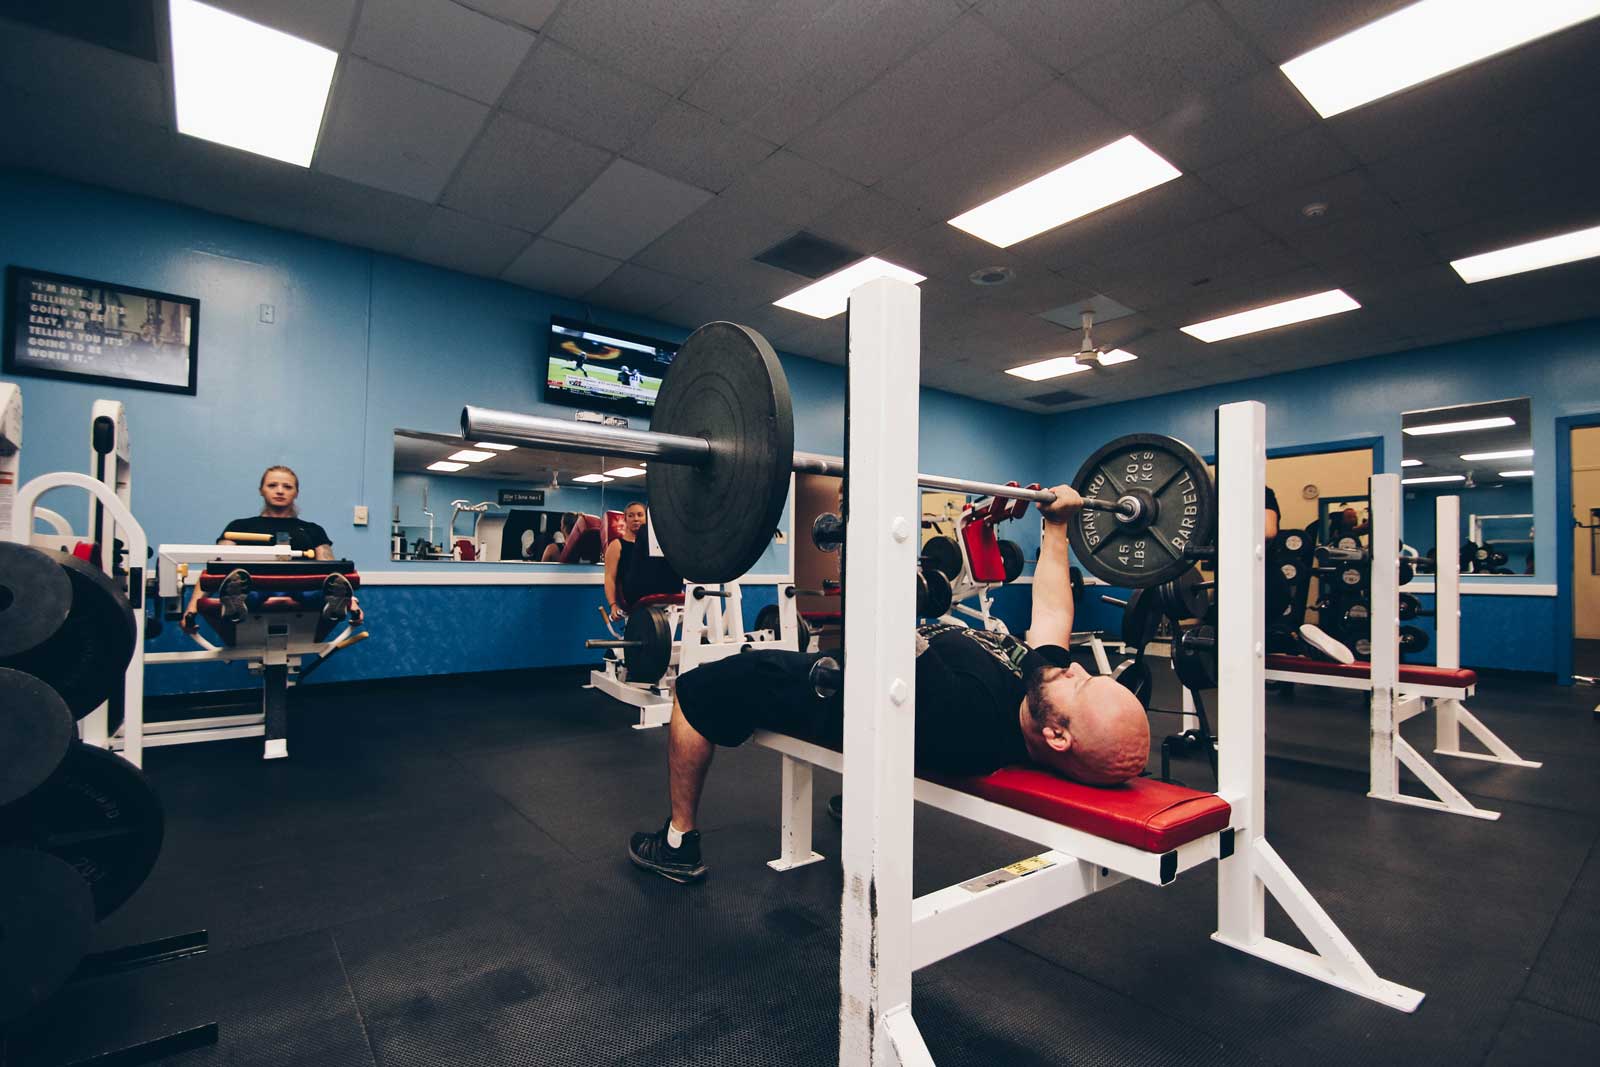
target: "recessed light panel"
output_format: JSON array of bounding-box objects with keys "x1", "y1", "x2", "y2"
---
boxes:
[
  {"x1": 474, "y1": 442, "x2": 516, "y2": 451},
  {"x1": 1094, "y1": 349, "x2": 1138, "y2": 366},
  {"x1": 1401, "y1": 459, "x2": 1423, "y2": 467},
  {"x1": 1460, "y1": 448, "x2": 1533, "y2": 461},
  {"x1": 170, "y1": 0, "x2": 338, "y2": 167},
  {"x1": 1402, "y1": 416, "x2": 1516, "y2": 436},
  {"x1": 604, "y1": 466, "x2": 647, "y2": 478},
  {"x1": 449, "y1": 450, "x2": 496, "y2": 463},
  {"x1": 948, "y1": 136, "x2": 1181, "y2": 248},
  {"x1": 1402, "y1": 474, "x2": 1468, "y2": 484},
  {"x1": 773, "y1": 257, "x2": 926, "y2": 319},
  {"x1": 1499, "y1": 470, "x2": 1534, "y2": 477},
  {"x1": 427, "y1": 461, "x2": 468, "y2": 472},
  {"x1": 1281, "y1": 0, "x2": 1600, "y2": 118},
  {"x1": 1180, "y1": 290, "x2": 1360, "y2": 343},
  {"x1": 1450, "y1": 222, "x2": 1600, "y2": 283},
  {"x1": 572, "y1": 473, "x2": 614, "y2": 484},
  {"x1": 1005, "y1": 357, "x2": 1092, "y2": 382}
]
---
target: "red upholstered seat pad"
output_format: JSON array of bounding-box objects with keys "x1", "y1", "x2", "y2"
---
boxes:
[
  {"x1": 196, "y1": 595, "x2": 307, "y2": 615},
  {"x1": 1265, "y1": 654, "x2": 1475, "y2": 687},
  {"x1": 961, "y1": 520, "x2": 1007, "y2": 584},
  {"x1": 929, "y1": 766, "x2": 1231, "y2": 853},
  {"x1": 199, "y1": 570, "x2": 360, "y2": 592},
  {"x1": 801, "y1": 611, "x2": 843, "y2": 624},
  {"x1": 630, "y1": 592, "x2": 684, "y2": 608}
]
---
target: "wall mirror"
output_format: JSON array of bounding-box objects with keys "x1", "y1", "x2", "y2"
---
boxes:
[{"x1": 1401, "y1": 398, "x2": 1533, "y2": 575}]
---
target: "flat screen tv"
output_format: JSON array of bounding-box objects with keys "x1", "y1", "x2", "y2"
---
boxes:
[{"x1": 545, "y1": 316, "x2": 677, "y2": 417}]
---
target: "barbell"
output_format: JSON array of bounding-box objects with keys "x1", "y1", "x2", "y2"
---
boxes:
[{"x1": 464, "y1": 321, "x2": 1215, "y2": 588}]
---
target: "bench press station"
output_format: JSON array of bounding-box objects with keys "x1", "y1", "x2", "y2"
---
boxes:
[
  {"x1": 1265, "y1": 478, "x2": 1540, "y2": 820},
  {"x1": 466, "y1": 281, "x2": 1424, "y2": 1065}
]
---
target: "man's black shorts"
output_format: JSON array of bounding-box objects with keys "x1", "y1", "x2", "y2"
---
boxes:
[{"x1": 675, "y1": 649, "x2": 843, "y2": 749}]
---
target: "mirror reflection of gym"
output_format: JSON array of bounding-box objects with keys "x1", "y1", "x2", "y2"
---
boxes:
[
  {"x1": 388, "y1": 429, "x2": 627, "y2": 564},
  {"x1": 1401, "y1": 399, "x2": 1534, "y2": 577}
]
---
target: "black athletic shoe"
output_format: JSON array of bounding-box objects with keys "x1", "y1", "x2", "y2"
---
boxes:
[
  {"x1": 321, "y1": 572, "x2": 354, "y2": 621},
  {"x1": 629, "y1": 820, "x2": 706, "y2": 884},
  {"x1": 826, "y1": 794, "x2": 842, "y2": 822},
  {"x1": 217, "y1": 569, "x2": 251, "y2": 622}
]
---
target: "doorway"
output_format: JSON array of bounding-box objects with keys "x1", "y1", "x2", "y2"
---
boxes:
[{"x1": 1572, "y1": 426, "x2": 1600, "y2": 679}]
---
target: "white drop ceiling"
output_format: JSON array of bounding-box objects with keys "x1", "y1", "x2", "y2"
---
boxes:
[{"x1": 1, "y1": 0, "x2": 1596, "y2": 412}]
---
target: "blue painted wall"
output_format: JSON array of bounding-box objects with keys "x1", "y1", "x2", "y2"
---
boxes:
[
  {"x1": 1044, "y1": 320, "x2": 1600, "y2": 673},
  {"x1": 2, "y1": 170, "x2": 1046, "y2": 692}
]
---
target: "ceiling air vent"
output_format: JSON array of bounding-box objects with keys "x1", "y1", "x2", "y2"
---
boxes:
[
  {"x1": 755, "y1": 232, "x2": 863, "y2": 279},
  {"x1": 1027, "y1": 388, "x2": 1092, "y2": 407}
]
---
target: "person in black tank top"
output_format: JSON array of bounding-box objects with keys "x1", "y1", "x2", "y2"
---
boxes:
[{"x1": 604, "y1": 502, "x2": 683, "y2": 620}]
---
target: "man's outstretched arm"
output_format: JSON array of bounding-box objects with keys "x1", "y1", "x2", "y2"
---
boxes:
[{"x1": 1027, "y1": 485, "x2": 1083, "y2": 648}]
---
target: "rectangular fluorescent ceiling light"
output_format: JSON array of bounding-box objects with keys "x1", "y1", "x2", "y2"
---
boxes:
[
  {"x1": 1450, "y1": 222, "x2": 1600, "y2": 283},
  {"x1": 947, "y1": 136, "x2": 1181, "y2": 248},
  {"x1": 1180, "y1": 290, "x2": 1359, "y2": 343},
  {"x1": 169, "y1": 0, "x2": 338, "y2": 167},
  {"x1": 1460, "y1": 448, "x2": 1533, "y2": 461},
  {"x1": 1403, "y1": 416, "x2": 1515, "y2": 436},
  {"x1": 1401, "y1": 459, "x2": 1423, "y2": 467},
  {"x1": 1499, "y1": 469, "x2": 1534, "y2": 477},
  {"x1": 572, "y1": 473, "x2": 614, "y2": 484},
  {"x1": 449, "y1": 449, "x2": 496, "y2": 463},
  {"x1": 1005, "y1": 356, "x2": 1093, "y2": 382},
  {"x1": 427, "y1": 461, "x2": 468, "y2": 472},
  {"x1": 1402, "y1": 474, "x2": 1468, "y2": 484},
  {"x1": 1280, "y1": 0, "x2": 1600, "y2": 119},
  {"x1": 474, "y1": 442, "x2": 516, "y2": 451},
  {"x1": 773, "y1": 257, "x2": 925, "y2": 319},
  {"x1": 604, "y1": 466, "x2": 647, "y2": 478}
]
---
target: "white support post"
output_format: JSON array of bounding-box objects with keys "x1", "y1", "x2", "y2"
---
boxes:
[
  {"x1": 1368, "y1": 474, "x2": 1401, "y2": 803},
  {"x1": 838, "y1": 277, "x2": 926, "y2": 1067},
  {"x1": 1211, "y1": 404, "x2": 1422, "y2": 1013},
  {"x1": 768, "y1": 754, "x2": 825, "y2": 871}
]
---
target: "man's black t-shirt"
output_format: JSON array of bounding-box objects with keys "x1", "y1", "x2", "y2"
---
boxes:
[
  {"x1": 219, "y1": 516, "x2": 332, "y2": 553},
  {"x1": 1265, "y1": 486, "x2": 1280, "y2": 520},
  {"x1": 911, "y1": 624, "x2": 1070, "y2": 776}
]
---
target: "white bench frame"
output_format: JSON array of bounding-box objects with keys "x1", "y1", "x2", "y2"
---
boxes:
[
  {"x1": 1266, "y1": 484, "x2": 1539, "y2": 820},
  {"x1": 789, "y1": 281, "x2": 1421, "y2": 1067}
]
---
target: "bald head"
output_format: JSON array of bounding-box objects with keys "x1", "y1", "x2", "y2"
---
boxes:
[{"x1": 1024, "y1": 666, "x2": 1149, "y2": 785}]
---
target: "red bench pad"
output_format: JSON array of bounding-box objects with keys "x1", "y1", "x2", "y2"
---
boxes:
[
  {"x1": 199, "y1": 570, "x2": 360, "y2": 592},
  {"x1": 197, "y1": 595, "x2": 305, "y2": 615},
  {"x1": 629, "y1": 592, "x2": 684, "y2": 608},
  {"x1": 802, "y1": 611, "x2": 843, "y2": 624},
  {"x1": 931, "y1": 766, "x2": 1231, "y2": 853},
  {"x1": 1265, "y1": 654, "x2": 1476, "y2": 688}
]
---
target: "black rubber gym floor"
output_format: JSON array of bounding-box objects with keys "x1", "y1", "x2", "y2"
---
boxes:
[{"x1": 6, "y1": 666, "x2": 1598, "y2": 1065}]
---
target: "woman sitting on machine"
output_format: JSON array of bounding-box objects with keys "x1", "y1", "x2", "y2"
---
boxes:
[
  {"x1": 604, "y1": 502, "x2": 683, "y2": 621},
  {"x1": 181, "y1": 465, "x2": 362, "y2": 634}
]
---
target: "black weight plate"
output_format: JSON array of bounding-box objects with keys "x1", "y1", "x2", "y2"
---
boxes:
[
  {"x1": 647, "y1": 322, "x2": 794, "y2": 584},
  {"x1": 1399, "y1": 624, "x2": 1430, "y2": 654},
  {"x1": 1157, "y1": 567, "x2": 1209, "y2": 620},
  {"x1": 1, "y1": 553, "x2": 137, "y2": 720},
  {"x1": 1354, "y1": 637, "x2": 1372, "y2": 659},
  {"x1": 0, "y1": 543, "x2": 74, "y2": 659},
  {"x1": 997, "y1": 539, "x2": 1025, "y2": 584},
  {"x1": 0, "y1": 742, "x2": 164, "y2": 920},
  {"x1": 0, "y1": 847, "x2": 94, "y2": 1025},
  {"x1": 811, "y1": 512, "x2": 844, "y2": 552},
  {"x1": 0, "y1": 668, "x2": 74, "y2": 807},
  {"x1": 1068, "y1": 433, "x2": 1215, "y2": 588},
  {"x1": 622, "y1": 605, "x2": 673, "y2": 684},
  {"x1": 1336, "y1": 536, "x2": 1360, "y2": 552},
  {"x1": 1121, "y1": 587, "x2": 1158, "y2": 649},
  {"x1": 920, "y1": 568, "x2": 953, "y2": 618},
  {"x1": 754, "y1": 604, "x2": 780, "y2": 638},
  {"x1": 1398, "y1": 593, "x2": 1421, "y2": 621},
  {"x1": 1112, "y1": 658, "x2": 1153, "y2": 706},
  {"x1": 1282, "y1": 532, "x2": 1305, "y2": 554},
  {"x1": 921, "y1": 535, "x2": 963, "y2": 581}
]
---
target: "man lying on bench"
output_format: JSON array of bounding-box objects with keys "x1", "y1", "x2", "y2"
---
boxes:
[{"x1": 629, "y1": 484, "x2": 1150, "y2": 884}]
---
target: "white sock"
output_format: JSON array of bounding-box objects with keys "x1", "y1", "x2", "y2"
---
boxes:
[{"x1": 667, "y1": 822, "x2": 687, "y2": 848}]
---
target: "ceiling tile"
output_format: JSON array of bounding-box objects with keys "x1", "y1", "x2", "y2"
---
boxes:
[
  {"x1": 543, "y1": 0, "x2": 775, "y2": 97},
  {"x1": 715, "y1": 151, "x2": 865, "y2": 228},
  {"x1": 498, "y1": 39, "x2": 672, "y2": 153},
  {"x1": 501, "y1": 238, "x2": 620, "y2": 296},
  {"x1": 1066, "y1": 3, "x2": 1268, "y2": 128},
  {"x1": 542, "y1": 159, "x2": 712, "y2": 260},
  {"x1": 624, "y1": 102, "x2": 777, "y2": 193},
  {"x1": 583, "y1": 262, "x2": 696, "y2": 316},
  {"x1": 1024, "y1": 177, "x2": 1233, "y2": 272},
  {"x1": 806, "y1": 190, "x2": 936, "y2": 257},
  {"x1": 972, "y1": 0, "x2": 1189, "y2": 73},
  {"x1": 441, "y1": 113, "x2": 614, "y2": 233},
  {"x1": 876, "y1": 81, "x2": 1125, "y2": 223},
  {"x1": 784, "y1": 15, "x2": 1052, "y2": 185},
  {"x1": 406, "y1": 207, "x2": 532, "y2": 276},
  {"x1": 205, "y1": 1, "x2": 359, "y2": 49},
  {"x1": 682, "y1": 0, "x2": 964, "y2": 144},
  {"x1": 1196, "y1": 126, "x2": 1357, "y2": 208},
  {"x1": 1240, "y1": 170, "x2": 1391, "y2": 241},
  {"x1": 351, "y1": 0, "x2": 534, "y2": 104},
  {"x1": 1138, "y1": 69, "x2": 1317, "y2": 173},
  {"x1": 1213, "y1": 0, "x2": 1411, "y2": 63},
  {"x1": 456, "y1": 0, "x2": 562, "y2": 32},
  {"x1": 0, "y1": 20, "x2": 166, "y2": 126},
  {"x1": 631, "y1": 196, "x2": 796, "y2": 282},
  {"x1": 315, "y1": 59, "x2": 490, "y2": 201}
]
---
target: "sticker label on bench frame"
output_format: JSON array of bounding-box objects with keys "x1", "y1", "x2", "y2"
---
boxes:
[{"x1": 959, "y1": 854, "x2": 1056, "y2": 894}]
